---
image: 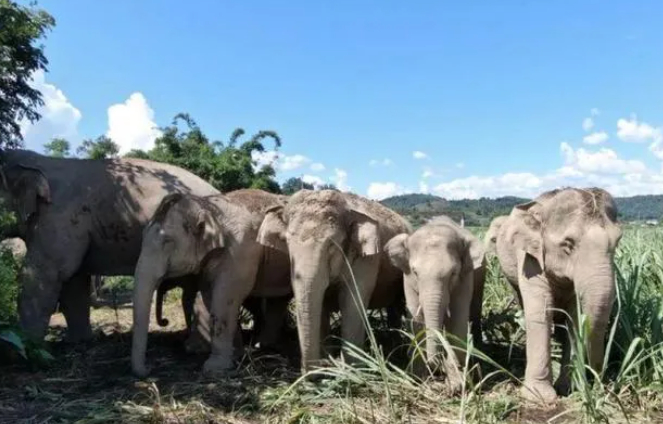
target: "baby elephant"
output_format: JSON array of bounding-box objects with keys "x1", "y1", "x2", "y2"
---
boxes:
[{"x1": 385, "y1": 216, "x2": 485, "y2": 391}]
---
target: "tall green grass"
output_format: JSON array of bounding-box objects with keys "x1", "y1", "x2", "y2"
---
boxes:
[{"x1": 267, "y1": 225, "x2": 663, "y2": 423}]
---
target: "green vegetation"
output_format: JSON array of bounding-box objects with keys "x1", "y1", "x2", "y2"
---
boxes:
[
  {"x1": 382, "y1": 193, "x2": 663, "y2": 227},
  {"x1": 0, "y1": 0, "x2": 55, "y2": 148}
]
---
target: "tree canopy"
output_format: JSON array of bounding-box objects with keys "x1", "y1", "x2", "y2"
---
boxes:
[
  {"x1": 43, "y1": 138, "x2": 71, "y2": 158},
  {"x1": 125, "y1": 113, "x2": 282, "y2": 193},
  {"x1": 0, "y1": 0, "x2": 55, "y2": 148},
  {"x1": 76, "y1": 135, "x2": 120, "y2": 159},
  {"x1": 281, "y1": 177, "x2": 314, "y2": 195}
]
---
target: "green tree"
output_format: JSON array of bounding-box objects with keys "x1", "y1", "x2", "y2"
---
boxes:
[
  {"x1": 43, "y1": 137, "x2": 70, "y2": 157},
  {"x1": 0, "y1": 0, "x2": 55, "y2": 148},
  {"x1": 281, "y1": 177, "x2": 314, "y2": 195},
  {"x1": 76, "y1": 135, "x2": 120, "y2": 159},
  {"x1": 126, "y1": 113, "x2": 282, "y2": 193},
  {"x1": 318, "y1": 183, "x2": 338, "y2": 191}
]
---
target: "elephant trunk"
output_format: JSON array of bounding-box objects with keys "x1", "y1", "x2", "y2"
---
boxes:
[
  {"x1": 291, "y1": 248, "x2": 329, "y2": 374},
  {"x1": 421, "y1": 283, "x2": 451, "y2": 365},
  {"x1": 131, "y1": 257, "x2": 163, "y2": 377}
]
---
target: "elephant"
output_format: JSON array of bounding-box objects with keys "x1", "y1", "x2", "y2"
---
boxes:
[
  {"x1": 0, "y1": 149, "x2": 219, "y2": 342},
  {"x1": 131, "y1": 191, "x2": 292, "y2": 377},
  {"x1": 495, "y1": 187, "x2": 622, "y2": 403},
  {"x1": 384, "y1": 216, "x2": 485, "y2": 390},
  {"x1": 257, "y1": 189, "x2": 412, "y2": 374},
  {"x1": 484, "y1": 216, "x2": 508, "y2": 256}
]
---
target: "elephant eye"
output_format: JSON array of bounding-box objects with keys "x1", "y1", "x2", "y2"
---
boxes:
[{"x1": 561, "y1": 237, "x2": 575, "y2": 254}]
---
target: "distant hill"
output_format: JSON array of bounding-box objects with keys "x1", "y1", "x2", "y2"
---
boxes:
[{"x1": 380, "y1": 193, "x2": 663, "y2": 227}]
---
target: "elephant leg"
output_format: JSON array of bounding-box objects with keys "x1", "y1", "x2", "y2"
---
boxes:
[
  {"x1": 404, "y1": 280, "x2": 427, "y2": 378},
  {"x1": 444, "y1": 269, "x2": 474, "y2": 392},
  {"x1": 338, "y1": 256, "x2": 380, "y2": 362},
  {"x1": 203, "y1": 263, "x2": 257, "y2": 375},
  {"x1": 181, "y1": 277, "x2": 198, "y2": 331},
  {"x1": 255, "y1": 296, "x2": 291, "y2": 350},
  {"x1": 59, "y1": 272, "x2": 93, "y2": 342},
  {"x1": 469, "y1": 265, "x2": 485, "y2": 347},
  {"x1": 185, "y1": 291, "x2": 211, "y2": 354},
  {"x1": 519, "y1": 266, "x2": 557, "y2": 403},
  {"x1": 553, "y1": 296, "x2": 577, "y2": 396}
]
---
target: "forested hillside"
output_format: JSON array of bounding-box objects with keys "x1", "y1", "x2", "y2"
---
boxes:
[{"x1": 381, "y1": 193, "x2": 663, "y2": 227}]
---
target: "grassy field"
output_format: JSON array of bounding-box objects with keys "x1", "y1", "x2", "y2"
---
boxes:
[{"x1": 1, "y1": 226, "x2": 663, "y2": 423}]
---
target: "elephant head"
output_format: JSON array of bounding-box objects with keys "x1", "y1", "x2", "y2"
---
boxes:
[
  {"x1": 484, "y1": 215, "x2": 508, "y2": 255},
  {"x1": 132, "y1": 193, "x2": 223, "y2": 377},
  {"x1": 0, "y1": 163, "x2": 51, "y2": 238},
  {"x1": 497, "y1": 187, "x2": 622, "y2": 401},
  {"x1": 385, "y1": 216, "x2": 479, "y2": 387},
  {"x1": 256, "y1": 189, "x2": 381, "y2": 372}
]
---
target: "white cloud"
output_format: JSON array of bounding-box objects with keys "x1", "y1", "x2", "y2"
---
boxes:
[
  {"x1": 617, "y1": 115, "x2": 662, "y2": 143},
  {"x1": 332, "y1": 168, "x2": 350, "y2": 191},
  {"x1": 302, "y1": 174, "x2": 324, "y2": 187},
  {"x1": 369, "y1": 158, "x2": 393, "y2": 167},
  {"x1": 419, "y1": 180, "x2": 429, "y2": 194},
  {"x1": 107, "y1": 92, "x2": 162, "y2": 154},
  {"x1": 591, "y1": 108, "x2": 600, "y2": 116},
  {"x1": 422, "y1": 168, "x2": 434, "y2": 179},
  {"x1": 583, "y1": 131, "x2": 609, "y2": 145},
  {"x1": 560, "y1": 142, "x2": 647, "y2": 174},
  {"x1": 279, "y1": 154, "x2": 311, "y2": 171},
  {"x1": 413, "y1": 151, "x2": 428, "y2": 160},
  {"x1": 456, "y1": 162, "x2": 465, "y2": 169},
  {"x1": 367, "y1": 182, "x2": 403, "y2": 200},
  {"x1": 582, "y1": 117, "x2": 594, "y2": 132},
  {"x1": 19, "y1": 70, "x2": 82, "y2": 150},
  {"x1": 310, "y1": 162, "x2": 325, "y2": 172}
]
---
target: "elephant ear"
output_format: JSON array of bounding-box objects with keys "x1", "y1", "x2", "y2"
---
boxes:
[
  {"x1": 384, "y1": 233, "x2": 410, "y2": 273},
  {"x1": 11, "y1": 165, "x2": 51, "y2": 224},
  {"x1": 257, "y1": 205, "x2": 288, "y2": 252},
  {"x1": 347, "y1": 209, "x2": 380, "y2": 256},
  {"x1": 510, "y1": 200, "x2": 545, "y2": 271},
  {"x1": 194, "y1": 209, "x2": 224, "y2": 252}
]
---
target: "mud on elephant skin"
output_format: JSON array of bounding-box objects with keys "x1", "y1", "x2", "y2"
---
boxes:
[
  {"x1": 495, "y1": 187, "x2": 622, "y2": 403},
  {"x1": 131, "y1": 190, "x2": 292, "y2": 378},
  {"x1": 0, "y1": 149, "x2": 219, "y2": 343},
  {"x1": 385, "y1": 216, "x2": 485, "y2": 391},
  {"x1": 257, "y1": 189, "x2": 412, "y2": 375}
]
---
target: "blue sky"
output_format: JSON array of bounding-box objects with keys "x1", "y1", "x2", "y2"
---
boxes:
[{"x1": 19, "y1": 0, "x2": 663, "y2": 199}]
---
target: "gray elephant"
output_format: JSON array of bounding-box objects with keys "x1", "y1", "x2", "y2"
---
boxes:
[
  {"x1": 385, "y1": 216, "x2": 484, "y2": 390},
  {"x1": 131, "y1": 191, "x2": 292, "y2": 377},
  {"x1": 484, "y1": 215, "x2": 508, "y2": 256},
  {"x1": 495, "y1": 187, "x2": 622, "y2": 402},
  {"x1": 154, "y1": 189, "x2": 293, "y2": 351},
  {"x1": 0, "y1": 149, "x2": 219, "y2": 342},
  {"x1": 257, "y1": 189, "x2": 412, "y2": 374}
]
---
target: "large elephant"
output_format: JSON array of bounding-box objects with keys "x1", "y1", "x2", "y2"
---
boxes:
[
  {"x1": 495, "y1": 187, "x2": 622, "y2": 402},
  {"x1": 0, "y1": 149, "x2": 219, "y2": 342},
  {"x1": 385, "y1": 216, "x2": 484, "y2": 389},
  {"x1": 131, "y1": 191, "x2": 292, "y2": 377},
  {"x1": 257, "y1": 189, "x2": 412, "y2": 374}
]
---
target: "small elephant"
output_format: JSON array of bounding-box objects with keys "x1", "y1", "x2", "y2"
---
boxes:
[
  {"x1": 484, "y1": 216, "x2": 508, "y2": 256},
  {"x1": 385, "y1": 216, "x2": 484, "y2": 390},
  {"x1": 495, "y1": 187, "x2": 622, "y2": 403},
  {"x1": 257, "y1": 189, "x2": 412, "y2": 374},
  {"x1": 131, "y1": 191, "x2": 292, "y2": 377}
]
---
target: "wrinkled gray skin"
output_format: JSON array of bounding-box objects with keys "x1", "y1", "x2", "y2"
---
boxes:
[
  {"x1": 484, "y1": 216, "x2": 508, "y2": 256},
  {"x1": 154, "y1": 189, "x2": 293, "y2": 351},
  {"x1": 0, "y1": 149, "x2": 219, "y2": 342},
  {"x1": 385, "y1": 216, "x2": 484, "y2": 391},
  {"x1": 131, "y1": 191, "x2": 292, "y2": 377},
  {"x1": 495, "y1": 187, "x2": 622, "y2": 403},
  {"x1": 257, "y1": 189, "x2": 412, "y2": 374}
]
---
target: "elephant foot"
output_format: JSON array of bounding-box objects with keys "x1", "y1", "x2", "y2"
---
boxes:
[
  {"x1": 65, "y1": 326, "x2": 94, "y2": 344},
  {"x1": 184, "y1": 334, "x2": 210, "y2": 354},
  {"x1": 520, "y1": 380, "x2": 558, "y2": 404},
  {"x1": 554, "y1": 373, "x2": 572, "y2": 397},
  {"x1": 132, "y1": 363, "x2": 151, "y2": 378},
  {"x1": 202, "y1": 354, "x2": 235, "y2": 376}
]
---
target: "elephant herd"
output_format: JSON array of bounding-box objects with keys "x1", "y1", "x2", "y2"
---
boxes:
[{"x1": 1, "y1": 148, "x2": 621, "y2": 404}]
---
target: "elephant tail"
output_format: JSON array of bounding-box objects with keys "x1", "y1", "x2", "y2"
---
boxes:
[{"x1": 156, "y1": 284, "x2": 170, "y2": 327}]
